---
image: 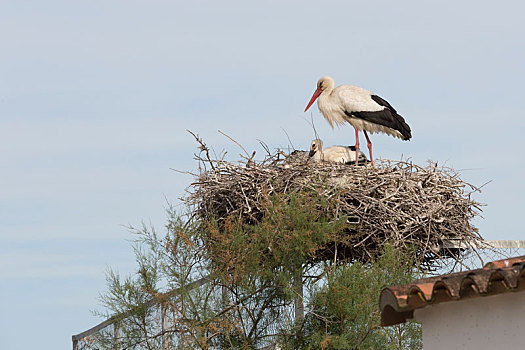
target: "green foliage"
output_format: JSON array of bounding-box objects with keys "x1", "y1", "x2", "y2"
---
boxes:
[
  {"x1": 205, "y1": 190, "x2": 347, "y2": 285},
  {"x1": 94, "y1": 191, "x2": 422, "y2": 349},
  {"x1": 280, "y1": 245, "x2": 422, "y2": 350}
]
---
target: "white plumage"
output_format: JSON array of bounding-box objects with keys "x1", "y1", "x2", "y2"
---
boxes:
[{"x1": 309, "y1": 139, "x2": 366, "y2": 164}]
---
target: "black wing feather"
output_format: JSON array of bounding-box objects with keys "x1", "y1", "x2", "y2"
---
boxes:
[
  {"x1": 345, "y1": 95, "x2": 412, "y2": 140},
  {"x1": 371, "y1": 95, "x2": 397, "y2": 113}
]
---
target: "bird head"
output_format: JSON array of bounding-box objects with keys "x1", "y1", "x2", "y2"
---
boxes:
[
  {"x1": 309, "y1": 139, "x2": 323, "y2": 157},
  {"x1": 304, "y1": 76, "x2": 335, "y2": 112}
]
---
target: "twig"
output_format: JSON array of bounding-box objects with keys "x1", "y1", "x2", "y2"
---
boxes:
[
  {"x1": 281, "y1": 127, "x2": 295, "y2": 151},
  {"x1": 218, "y1": 130, "x2": 250, "y2": 158},
  {"x1": 187, "y1": 130, "x2": 215, "y2": 171}
]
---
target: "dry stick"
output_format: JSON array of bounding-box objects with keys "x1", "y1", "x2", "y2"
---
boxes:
[
  {"x1": 187, "y1": 130, "x2": 216, "y2": 171},
  {"x1": 170, "y1": 168, "x2": 199, "y2": 177},
  {"x1": 281, "y1": 127, "x2": 296, "y2": 151},
  {"x1": 218, "y1": 129, "x2": 250, "y2": 158},
  {"x1": 257, "y1": 139, "x2": 271, "y2": 157}
]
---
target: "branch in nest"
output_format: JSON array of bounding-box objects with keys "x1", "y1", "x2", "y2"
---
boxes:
[
  {"x1": 187, "y1": 130, "x2": 215, "y2": 171},
  {"x1": 218, "y1": 129, "x2": 250, "y2": 158}
]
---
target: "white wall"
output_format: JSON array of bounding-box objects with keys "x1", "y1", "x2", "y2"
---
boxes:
[{"x1": 414, "y1": 291, "x2": 525, "y2": 349}]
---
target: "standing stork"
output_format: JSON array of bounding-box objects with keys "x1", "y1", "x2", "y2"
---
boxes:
[{"x1": 304, "y1": 76, "x2": 411, "y2": 166}]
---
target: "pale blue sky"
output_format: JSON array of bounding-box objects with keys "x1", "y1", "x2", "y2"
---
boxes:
[{"x1": 1, "y1": 1, "x2": 524, "y2": 348}]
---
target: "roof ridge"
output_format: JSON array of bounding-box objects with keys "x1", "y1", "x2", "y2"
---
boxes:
[{"x1": 380, "y1": 255, "x2": 525, "y2": 326}]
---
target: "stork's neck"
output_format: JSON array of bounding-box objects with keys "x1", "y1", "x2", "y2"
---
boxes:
[
  {"x1": 321, "y1": 87, "x2": 333, "y2": 98},
  {"x1": 318, "y1": 86, "x2": 335, "y2": 106},
  {"x1": 317, "y1": 83, "x2": 344, "y2": 129}
]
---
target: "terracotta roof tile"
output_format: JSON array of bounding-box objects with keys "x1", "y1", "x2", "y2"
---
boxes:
[{"x1": 380, "y1": 255, "x2": 525, "y2": 326}]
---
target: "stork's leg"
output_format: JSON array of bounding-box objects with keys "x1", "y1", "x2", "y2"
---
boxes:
[
  {"x1": 354, "y1": 128, "x2": 359, "y2": 165},
  {"x1": 363, "y1": 130, "x2": 374, "y2": 167}
]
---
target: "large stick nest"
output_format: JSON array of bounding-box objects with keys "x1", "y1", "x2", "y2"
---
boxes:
[{"x1": 184, "y1": 136, "x2": 483, "y2": 267}]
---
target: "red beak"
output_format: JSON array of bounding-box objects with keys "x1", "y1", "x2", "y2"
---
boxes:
[{"x1": 304, "y1": 88, "x2": 321, "y2": 112}]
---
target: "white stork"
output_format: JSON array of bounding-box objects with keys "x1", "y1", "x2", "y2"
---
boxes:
[
  {"x1": 308, "y1": 139, "x2": 367, "y2": 164},
  {"x1": 304, "y1": 76, "x2": 411, "y2": 166}
]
